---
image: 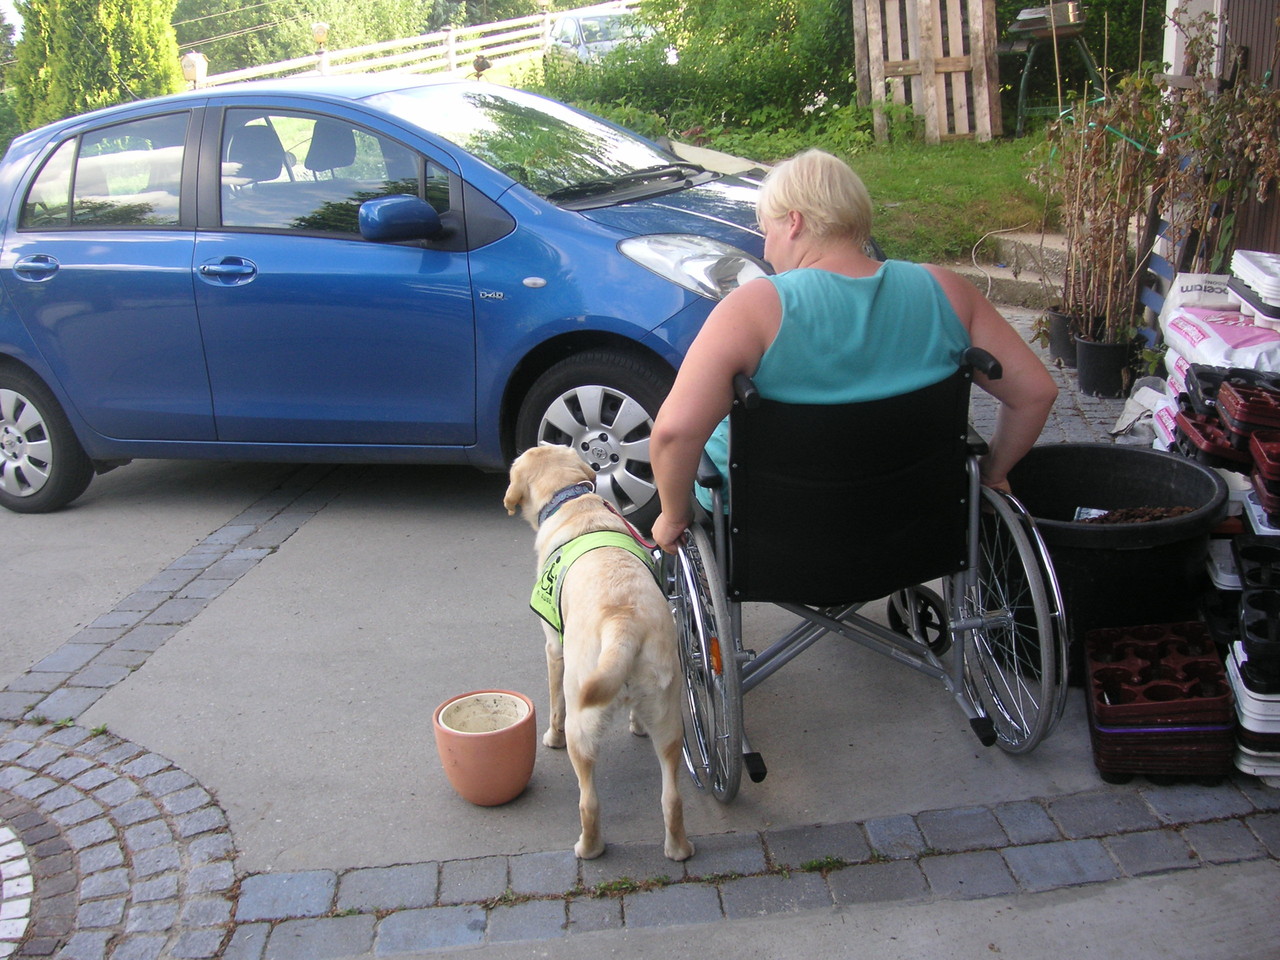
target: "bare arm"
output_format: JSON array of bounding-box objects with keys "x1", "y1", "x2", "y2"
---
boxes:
[
  {"x1": 926, "y1": 265, "x2": 1058, "y2": 491},
  {"x1": 650, "y1": 278, "x2": 781, "y2": 551}
]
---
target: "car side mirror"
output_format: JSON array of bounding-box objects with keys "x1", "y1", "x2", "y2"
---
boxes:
[{"x1": 359, "y1": 194, "x2": 444, "y2": 242}]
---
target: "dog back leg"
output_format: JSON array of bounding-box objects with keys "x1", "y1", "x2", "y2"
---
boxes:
[
  {"x1": 653, "y1": 712, "x2": 694, "y2": 862},
  {"x1": 631, "y1": 692, "x2": 694, "y2": 862},
  {"x1": 566, "y1": 707, "x2": 607, "y2": 860}
]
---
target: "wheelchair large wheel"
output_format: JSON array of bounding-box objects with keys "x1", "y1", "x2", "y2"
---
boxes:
[
  {"x1": 665, "y1": 523, "x2": 743, "y2": 801},
  {"x1": 961, "y1": 488, "x2": 1067, "y2": 754}
]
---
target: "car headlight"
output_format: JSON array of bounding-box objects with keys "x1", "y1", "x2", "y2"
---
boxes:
[{"x1": 619, "y1": 234, "x2": 770, "y2": 300}]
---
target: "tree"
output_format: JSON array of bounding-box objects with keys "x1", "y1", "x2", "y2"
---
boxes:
[
  {"x1": 10, "y1": 0, "x2": 185, "y2": 129},
  {"x1": 0, "y1": 8, "x2": 16, "y2": 82},
  {"x1": 172, "y1": 0, "x2": 437, "y2": 76}
]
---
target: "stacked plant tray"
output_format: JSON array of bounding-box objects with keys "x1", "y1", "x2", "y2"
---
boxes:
[
  {"x1": 1251, "y1": 431, "x2": 1280, "y2": 524},
  {"x1": 1230, "y1": 250, "x2": 1280, "y2": 330},
  {"x1": 1172, "y1": 371, "x2": 1280, "y2": 471},
  {"x1": 1228, "y1": 536, "x2": 1280, "y2": 777},
  {"x1": 1084, "y1": 622, "x2": 1236, "y2": 783},
  {"x1": 1175, "y1": 376, "x2": 1280, "y2": 510}
]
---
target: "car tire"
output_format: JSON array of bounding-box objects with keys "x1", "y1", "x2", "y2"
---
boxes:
[
  {"x1": 515, "y1": 350, "x2": 674, "y2": 529},
  {"x1": 0, "y1": 367, "x2": 94, "y2": 513}
]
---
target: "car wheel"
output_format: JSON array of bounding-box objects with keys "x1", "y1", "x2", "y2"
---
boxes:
[
  {"x1": 0, "y1": 368, "x2": 94, "y2": 513},
  {"x1": 516, "y1": 351, "x2": 674, "y2": 529}
]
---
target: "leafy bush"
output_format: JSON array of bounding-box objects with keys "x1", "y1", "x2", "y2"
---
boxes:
[{"x1": 536, "y1": 0, "x2": 856, "y2": 138}]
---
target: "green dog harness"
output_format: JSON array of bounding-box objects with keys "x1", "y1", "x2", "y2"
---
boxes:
[{"x1": 530, "y1": 531, "x2": 659, "y2": 640}]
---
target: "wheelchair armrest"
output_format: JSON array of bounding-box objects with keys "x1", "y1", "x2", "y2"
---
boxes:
[
  {"x1": 733, "y1": 373, "x2": 760, "y2": 409},
  {"x1": 966, "y1": 424, "x2": 990, "y2": 456},
  {"x1": 696, "y1": 451, "x2": 723, "y2": 489},
  {"x1": 963, "y1": 347, "x2": 1002, "y2": 381}
]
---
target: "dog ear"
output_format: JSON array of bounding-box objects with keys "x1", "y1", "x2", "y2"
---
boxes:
[
  {"x1": 503, "y1": 478, "x2": 524, "y2": 516},
  {"x1": 504, "y1": 453, "x2": 529, "y2": 516}
]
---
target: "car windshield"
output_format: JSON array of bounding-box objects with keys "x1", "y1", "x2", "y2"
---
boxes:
[
  {"x1": 365, "y1": 84, "x2": 706, "y2": 205},
  {"x1": 582, "y1": 14, "x2": 651, "y2": 42}
]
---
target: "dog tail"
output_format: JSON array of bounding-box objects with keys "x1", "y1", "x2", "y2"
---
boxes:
[{"x1": 579, "y1": 615, "x2": 643, "y2": 709}]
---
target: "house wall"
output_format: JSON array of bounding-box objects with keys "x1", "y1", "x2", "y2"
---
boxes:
[{"x1": 1222, "y1": 0, "x2": 1278, "y2": 253}]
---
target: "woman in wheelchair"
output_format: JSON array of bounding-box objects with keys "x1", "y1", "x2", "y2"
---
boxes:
[
  {"x1": 651, "y1": 148, "x2": 1057, "y2": 551},
  {"x1": 648, "y1": 149, "x2": 1066, "y2": 801}
]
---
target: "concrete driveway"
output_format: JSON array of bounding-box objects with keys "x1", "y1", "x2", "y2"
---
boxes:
[{"x1": 2, "y1": 326, "x2": 1278, "y2": 958}]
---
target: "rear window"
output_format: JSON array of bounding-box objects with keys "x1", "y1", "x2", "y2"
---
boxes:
[{"x1": 21, "y1": 113, "x2": 188, "y2": 228}]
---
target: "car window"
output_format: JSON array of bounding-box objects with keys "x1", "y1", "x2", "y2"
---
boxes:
[
  {"x1": 366, "y1": 86, "x2": 674, "y2": 200},
  {"x1": 553, "y1": 18, "x2": 579, "y2": 43},
  {"x1": 20, "y1": 113, "x2": 188, "y2": 228},
  {"x1": 220, "y1": 110, "x2": 440, "y2": 234}
]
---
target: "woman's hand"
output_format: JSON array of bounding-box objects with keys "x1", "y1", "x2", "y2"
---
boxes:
[{"x1": 652, "y1": 511, "x2": 691, "y2": 554}]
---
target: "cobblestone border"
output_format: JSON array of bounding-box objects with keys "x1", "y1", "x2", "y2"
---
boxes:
[
  {"x1": 218, "y1": 776, "x2": 1280, "y2": 956},
  {"x1": 0, "y1": 466, "x2": 343, "y2": 727},
  {"x1": 0, "y1": 724, "x2": 237, "y2": 960}
]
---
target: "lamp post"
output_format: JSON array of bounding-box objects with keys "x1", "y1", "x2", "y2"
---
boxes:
[
  {"x1": 312, "y1": 21, "x2": 330, "y2": 75},
  {"x1": 180, "y1": 51, "x2": 208, "y2": 89}
]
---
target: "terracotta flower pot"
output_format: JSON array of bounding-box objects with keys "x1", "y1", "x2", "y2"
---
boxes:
[{"x1": 433, "y1": 690, "x2": 537, "y2": 806}]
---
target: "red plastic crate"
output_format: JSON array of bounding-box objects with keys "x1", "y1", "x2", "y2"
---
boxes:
[
  {"x1": 1219, "y1": 382, "x2": 1280, "y2": 449},
  {"x1": 1176, "y1": 410, "x2": 1253, "y2": 469},
  {"x1": 1251, "y1": 430, "x2": 1280, "y2": 482},
  {"x1": 1086, "y1": 623, "x2": 1234, "y2": 727}
]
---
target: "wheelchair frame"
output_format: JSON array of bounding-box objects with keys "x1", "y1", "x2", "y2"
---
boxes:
[{"x1": 662, "y1": 359, "x2": 1070, "y2": 803}]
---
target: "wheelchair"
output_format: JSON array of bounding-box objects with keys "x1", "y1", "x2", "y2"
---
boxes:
[{"x1": 662, "y1": 348, "x2": 1069, "y2": 802}]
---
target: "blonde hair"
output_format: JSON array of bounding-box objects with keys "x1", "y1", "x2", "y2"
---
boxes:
[{"x1": 756, "y1": 148, "x2": 873, "y2": 244}]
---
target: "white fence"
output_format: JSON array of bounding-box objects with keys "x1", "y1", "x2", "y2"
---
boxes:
[{"x1": 201, "y1": 1, "x2": 634, "y2": 87}]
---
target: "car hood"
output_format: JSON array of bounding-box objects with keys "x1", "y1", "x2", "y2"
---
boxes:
[{"x1": 578, "y1": 176, "x2": 764, "y2": 256}]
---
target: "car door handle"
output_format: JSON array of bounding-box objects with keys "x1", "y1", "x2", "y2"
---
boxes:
[
  {"x1": 13, "y1": 254, "x2": 59, "y2": 280},
  {"x1": 197, "y1": 257, "x2": 258, "y2": 285}
]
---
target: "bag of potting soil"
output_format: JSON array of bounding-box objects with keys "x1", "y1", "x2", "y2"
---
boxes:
[
  {"x1": 1164, "y1": 347, "x2": 1191, "y2": 396},
  {"x1": 1158, "y1": 273, "x2": 1235, "y2": 327},
  {"x1": 1161, "y1": 306, "x2": 1280, "y2": 373}
]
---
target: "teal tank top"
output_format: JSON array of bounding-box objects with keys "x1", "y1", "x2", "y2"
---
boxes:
[{"x1": 696, "y1": 261, "x2": 971, "y2": 509}]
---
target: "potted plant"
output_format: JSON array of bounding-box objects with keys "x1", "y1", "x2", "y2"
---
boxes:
[
  {"x1": 1154, "y1": 10, "x2": 1280, "y2": 276},
  {"x1": 1040, "y1": 68, "x2": 1167, "y2": 397}
]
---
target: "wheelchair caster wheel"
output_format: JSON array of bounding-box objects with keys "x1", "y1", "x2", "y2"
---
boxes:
[{"x1": 888, "y1": 588, "x2": 950, "y2": 655}]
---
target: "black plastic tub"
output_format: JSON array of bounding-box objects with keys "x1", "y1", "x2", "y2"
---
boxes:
[{"x1": 1007, "y1": 444, "x2": 1229, "y2": 681}]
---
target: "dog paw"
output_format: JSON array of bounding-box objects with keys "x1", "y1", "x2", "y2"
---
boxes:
[
  {"x1": 575, "y1": 839, "x2": 605, "y2": 860},
  {"x1": 665, "y1": 839, "x2": 695, "y2": 862},
  {"x1": 543, "y1": 729, "x2": 566, "y2": 749},
  {"x1": 628, "y1": 718, "x2": 649, "y2": 738}
]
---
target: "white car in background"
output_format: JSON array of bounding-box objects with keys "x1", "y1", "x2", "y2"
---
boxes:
[{"x1": 545, "y1": 11, "x2": 659, "y2": 64}]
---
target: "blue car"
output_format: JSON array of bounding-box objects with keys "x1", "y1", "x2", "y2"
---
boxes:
[{"x1": 0, "y1": 76, "x2": 767, "y2": 519}]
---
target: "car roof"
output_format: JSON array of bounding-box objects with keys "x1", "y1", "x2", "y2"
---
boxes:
[{"x1": 23, "y1": 75, "x2": 476, "y2": 139}]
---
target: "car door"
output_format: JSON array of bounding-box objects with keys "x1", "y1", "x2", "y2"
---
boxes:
[
  {"x1": 0, "y1": 110, "x2": 215, "y2": 440},
  {"x1": 192, "y1": 105, "x2": 476, "y2": 446}
]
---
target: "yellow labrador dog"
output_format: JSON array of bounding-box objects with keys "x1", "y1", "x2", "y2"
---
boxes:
[{"x1": 505, "y1": 445, "x2": 693, "y2": 862}]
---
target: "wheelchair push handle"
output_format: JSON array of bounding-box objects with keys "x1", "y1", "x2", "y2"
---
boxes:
[
  {"x1": 963, "y1": 347, "x2": 1002, "y2": 380},
  {"x1": 732, "y1": 373, "x2": 760, "y2": 409}
]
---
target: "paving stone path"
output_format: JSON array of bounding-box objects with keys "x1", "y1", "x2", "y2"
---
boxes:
[{"x1": 3, "y1": 315, "x2": 1277, "y2": 958}]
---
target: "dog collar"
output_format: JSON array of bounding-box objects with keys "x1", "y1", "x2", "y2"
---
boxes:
[{"x1": 537, "y1": 480, "x2": 596, "y2": 525}]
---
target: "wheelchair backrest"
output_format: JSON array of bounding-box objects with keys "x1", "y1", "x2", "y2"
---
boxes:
[{"x1": 726, "y1": 366, "x2": 972, "y2": 605}]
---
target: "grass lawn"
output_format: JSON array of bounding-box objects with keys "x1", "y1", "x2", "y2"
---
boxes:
[{"x1": 794, "y1": 136, "x2": 1053, "y2": 265}]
